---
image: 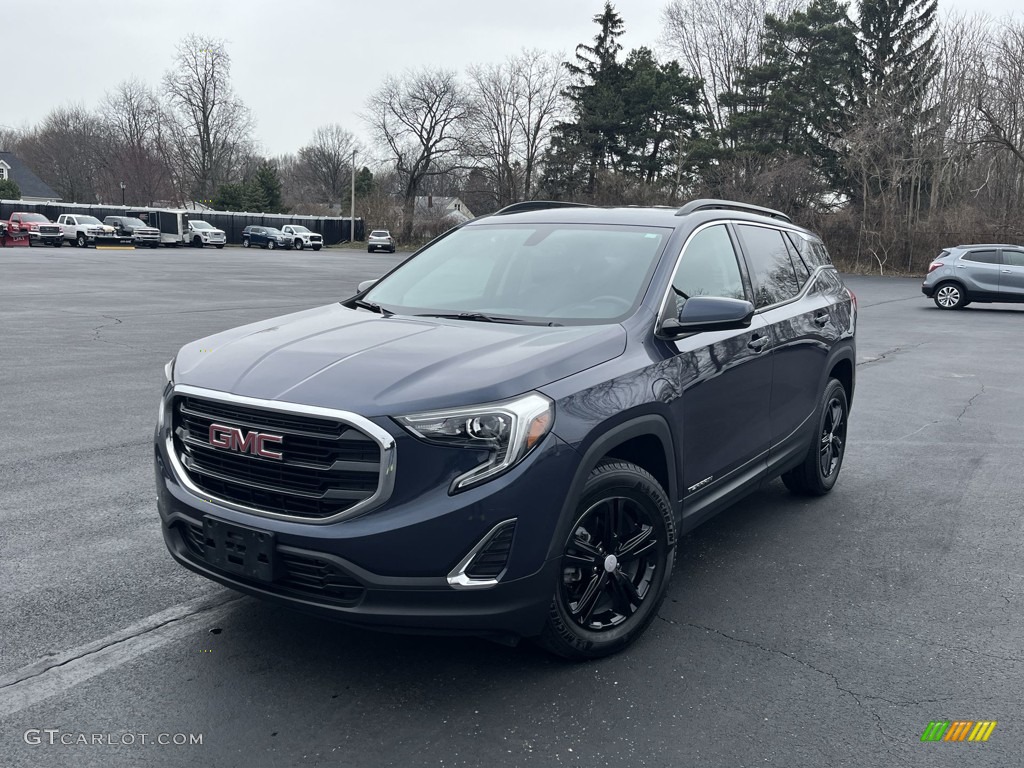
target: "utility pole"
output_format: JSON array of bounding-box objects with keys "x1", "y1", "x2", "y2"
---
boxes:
[{"x1": 350, "y1": 150, "x2": 356, "y2": 244}]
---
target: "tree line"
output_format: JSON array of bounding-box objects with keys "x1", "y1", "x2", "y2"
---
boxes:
[{"x1": 1, "y1": 3, "x2": 1023, "y2": 271}]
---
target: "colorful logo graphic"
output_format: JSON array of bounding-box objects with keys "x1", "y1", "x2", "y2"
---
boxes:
[{"x1": 920, "y1": 721, "x2": 997, "y2": 742}]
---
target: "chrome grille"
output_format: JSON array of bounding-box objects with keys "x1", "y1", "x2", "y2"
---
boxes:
[{"x1": 171, "y1": 393, "x2": 385, "y2": 521}]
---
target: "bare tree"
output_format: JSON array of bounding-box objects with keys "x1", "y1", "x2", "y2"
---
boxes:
[
  {"x1": 163, "y1": 35, "x2": 253, "y2": 200},
  {"x1": 297, "y1": 124, "x2": 361, "y2": 205},
  {"x1": 102, "y1": 79, "x2": 172, "y2": 204},
  {"x1": 19, "y1": 105, "x2": 108, "y2": 203},
  {"x1": 661, "y1": 0, "x2": 800, "y2": 138},
  {"x1": 466, "y1": 49, "x2": 567, "y2": 209},
  {"x1": 365, "y1": 68, "x2": 472, "y2": 241}
]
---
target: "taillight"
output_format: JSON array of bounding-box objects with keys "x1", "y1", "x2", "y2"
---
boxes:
[
  {"x1": 927, "y1": 261, "x2": 943, "y2": 272},
  {"x1": 848, "y1": 288, "x2": 857, "y2": 309}
]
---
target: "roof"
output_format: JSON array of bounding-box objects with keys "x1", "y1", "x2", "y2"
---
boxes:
[{"x1": 0, "y1": 152, "x2": 60, "y2": 201}]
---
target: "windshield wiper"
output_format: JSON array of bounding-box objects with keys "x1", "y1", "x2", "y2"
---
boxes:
[
  {"x1": 351, "y1": 299, "x2": 393, "y2": 316},
  {"x1": 414, "y1": 312, "x2": 561, "y2": 326}
]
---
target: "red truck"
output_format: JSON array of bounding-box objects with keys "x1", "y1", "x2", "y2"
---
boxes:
[{"x1": 7, "y1": 212, "x2": 63, "y2": 247}]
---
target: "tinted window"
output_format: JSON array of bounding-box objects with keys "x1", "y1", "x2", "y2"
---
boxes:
[
  {"x1": 1001, "y1": 250, "x2": 1024, "y2": 267},
  {"x1": 669, "y1": 225, "x2": 745, "y2": 312},
  {"x1": 961, "y1": 250, "x2": 999, "y2": 264},
  {"x1": 737, "y1": 224, "x2": 801, "y2": 308}
]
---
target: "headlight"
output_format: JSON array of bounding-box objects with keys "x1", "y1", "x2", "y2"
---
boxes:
[
  {"x1": 164, "y1": 357, "x2": 175, "y2": 384},
  {"x1": 396, "y1": 393, "x2": 553, "y2": 491}
]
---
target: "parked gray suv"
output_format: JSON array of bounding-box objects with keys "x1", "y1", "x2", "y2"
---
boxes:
[{"x1": 922, "y1": 244, "x2": 1024, "y2": 309}]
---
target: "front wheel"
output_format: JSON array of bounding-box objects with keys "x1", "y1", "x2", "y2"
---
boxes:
[
  {"x1": 782, "y1": 378, "x2": 849, "y2": 496},
  {"x1": 538, "y1": 460, "x2": 676, "y2": 661},
  {"x1": 312, "y1": 245, "x2": 321, "y2": 251},
  {"x1": 193, "y1": 237, "x2": 204, "y2": 248},
  {"x1": 76, "y1": 233, "x2": 86, "y2": 248},
  {"x1": 53, "y1": 239, "x2": 62, "y2": 248},
  {"x1": 294, "y1": 240, "x2": 304, "y2": 250},
  {"x1": 934, "y1": 282, "x2": 966, "y2": 310},
  {"x1": 242, "y1": 238, "x2": 250, "y2": 248},
  {"x1": 215, "y1": 245, "x2": 224, "y2": 249}
]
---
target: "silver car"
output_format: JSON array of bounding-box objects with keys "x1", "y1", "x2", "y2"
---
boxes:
[
  {"x1": 922, "y1": 244, "x2": 1024, "y2": 309},
  {"x1": 367, "y1": 229, "x2": 396, "y2": 253}
]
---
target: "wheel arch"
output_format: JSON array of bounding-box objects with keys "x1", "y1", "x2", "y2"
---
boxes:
[{"x1": 545, "y1": 415, "x2": 679, "y2": 561}]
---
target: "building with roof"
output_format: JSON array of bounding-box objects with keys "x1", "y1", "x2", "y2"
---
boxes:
[{"x1": 0, "y1": 152, "x2": 60, "y2": 202}]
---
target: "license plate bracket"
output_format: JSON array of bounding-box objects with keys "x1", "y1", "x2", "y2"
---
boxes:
[{"x1": 202, "y1": 516, "x2": 277, "y2": 582}]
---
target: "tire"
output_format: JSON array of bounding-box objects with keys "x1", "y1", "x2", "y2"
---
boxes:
[
  {"x1": 781, "y1": 378, "x2": 849, "y2": 497},
  {"x1": 193, "y1": 236, "x2": 203, "y2": 248},
  {"x1": 216, "y1": 245, "x2": 224, "y2": 249},
  {"x1": 76, "y1": 233, "x2": 86, "y2": 248},
  {"x1": 268, "y1": 240, "x2": 276, "y2": 250},
  {"x1": 53, "y1": 239, "x2": 62, "y2": 248},
  {"x1": 242, "y1": 238, "x2": 250, "y2": 248},
  {"x1": 934, "y1": 282, "x2": 966, "y2": 310},
  {"x1": 312, "y1": 245, "x2": 321, "y2": 251},
  {"x1": 294, "y1": 240, "x2": 304, "y2": 250},
  {"x1": 367, "y1": 246, "x2": 373, "y2": 253},
  {"x1": 150, "y1": 243, "x2": 159, "y2": 249},
  {"x1": 537, "y1": 460, "x2": 676, "y2": 661}
]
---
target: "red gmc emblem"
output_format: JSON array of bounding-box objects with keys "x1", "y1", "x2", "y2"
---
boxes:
[{"x1": 208, "y1": 423, "x2": 283, "y2": 459}]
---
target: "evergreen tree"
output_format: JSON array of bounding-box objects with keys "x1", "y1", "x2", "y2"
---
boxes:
[
  {"x1": 857, "y1": 0, "x2": 938, "y2": 112},
  {"x1": 545, "y1": 1, "x2": 627, "y2": 198},
  {"x1": 251, "y1": 160, "x2": 284, "y2": 212},
  {"x1": 723, "y1": 0, "x2": 861, "y2": 193},
  {"x1": 0, "y1": 178, "x2": 21, "y2": 200}
]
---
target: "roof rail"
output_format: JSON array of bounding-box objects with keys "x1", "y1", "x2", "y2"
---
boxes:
[
  {"x1": 492, "y1": 201, "x2": 595, "y2": 215},
  {"x1": 675, "y1": 198, "x2": 792, "y2": 223}
]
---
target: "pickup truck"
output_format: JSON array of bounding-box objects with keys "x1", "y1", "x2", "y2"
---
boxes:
[
  {"x1": 186, "y1": 220, "x2": 226, "y2": 248},
  {"x1": 57, "y1": 214, "x2": 122, "y2": 247},
  {"x1": 103, "y1": 215, "x2": 161, "y2": 247},
  {"x1": 280, "y1": 224, "x2": 323, "y2": 251},
  {"x1": 8, "y1": 212, "x2": 62, "y2": 247}
]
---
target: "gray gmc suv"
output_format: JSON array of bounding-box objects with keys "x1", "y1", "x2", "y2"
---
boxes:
[{"x1": 156, "y1": 199, "x2": 857, "y2": 659}]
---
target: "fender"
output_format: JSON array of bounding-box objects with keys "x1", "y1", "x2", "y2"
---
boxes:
[
  {"x1": 545, "y1": 414, "x2": 679, "y2": 562},
  {"x1": 821, "y1": 339, "x2": 856, "y2": 407}
]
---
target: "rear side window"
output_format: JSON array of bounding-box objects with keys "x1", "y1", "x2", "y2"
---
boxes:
[
  {"x1": 736, "y1": 224, "x2": 801, "y2": 308},
  {"x1": 1003, "y1": 250, "x2": 1024, "y2": 267},
  {"x1": 961, "y1": 250, "x2": 999, "y2": 264}
]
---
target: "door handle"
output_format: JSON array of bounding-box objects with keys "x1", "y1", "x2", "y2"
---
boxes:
[
  {"x1": 812, "y1": 312, "x2": 830, "y2": 327},
  {"x1": 747, "y1": 335, "x2": 769, "y2": 352},
  {"x1": 1002, "y1": 269, "x2": 1012, "y2": 274}
]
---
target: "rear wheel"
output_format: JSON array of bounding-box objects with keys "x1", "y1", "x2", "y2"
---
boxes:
[
  {"x1": 782, "y1": 378, "x2": 849, "y2": 496},
  {"x1": 538, "y1": 460, "x2": 675, "y2": 660},
  {"x1": 934, "y1": 282, "x2": 966, "y2": 310}
]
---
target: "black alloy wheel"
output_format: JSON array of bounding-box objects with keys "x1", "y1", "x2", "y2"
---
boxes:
[
  {"x1": 540, "y1": 460, "x2": 675, "y2": 660},
  {"x1": 782, "y1": 378, "x2": 849, "y2": 496}
]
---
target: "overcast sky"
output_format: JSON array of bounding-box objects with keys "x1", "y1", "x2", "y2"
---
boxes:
[{"x1": 3, "y1": 0, "x2": 1021, "y2": 159}]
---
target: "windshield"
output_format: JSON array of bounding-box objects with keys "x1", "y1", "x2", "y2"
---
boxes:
[
  {"x1": 265, "y1": 227, "x2": 283, "y2": 235},
  {"x1": 122, "y1": 218, "x2": 148, "y2": 227},
  {"x1": 20, "y1": 213, "x2": 49, "y2": 223},
  {"x1": 77, "y1": 216, "x2": 102, "y2": 225},
  {"x1": 363, "y1": 223, "x2": 669, "y2": 324},
  {"x1": 289, "y1": 225, "x2": 310, "y2": 233},
  {"x1": 191, "y1": 221, "x2": 213, "y2": 230}
]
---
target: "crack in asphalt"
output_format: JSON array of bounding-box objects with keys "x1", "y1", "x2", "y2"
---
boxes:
[
  {"x1": 956, "y1": 385, "x2": 986, "y2": 422},
  {"x1": 0, "y1": 596, "x2": 240, "y2": 691},
  {"x1": 90, "y1": 314, "x2": 135, "y2": 350},
  {"x1": 857, "y1": 343, "x2": 927, "y2": 367}
]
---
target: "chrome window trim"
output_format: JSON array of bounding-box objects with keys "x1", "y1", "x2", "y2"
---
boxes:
[
  {"x1": 656, "y1": 219, "x2": 840, "y2": 327},
  {"x1": 446, "y1": 518, "x2": 517, "y2": 589},
  {"x1": 163, "y1": 383, "x2": 396, "y2": 525}
]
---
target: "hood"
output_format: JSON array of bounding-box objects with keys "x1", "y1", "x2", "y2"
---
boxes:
[{"x1": 174, "y1": 303, "x2": 626, "y2": 416}]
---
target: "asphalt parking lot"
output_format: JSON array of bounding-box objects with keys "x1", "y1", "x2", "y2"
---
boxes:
[{"x1": 1, "y1": 245, "x2": 1021, "y2": 767}]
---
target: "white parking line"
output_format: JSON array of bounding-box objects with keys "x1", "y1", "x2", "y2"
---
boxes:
[{"x1": 0, "y1": 593, "x2": 242, "y2": 717}]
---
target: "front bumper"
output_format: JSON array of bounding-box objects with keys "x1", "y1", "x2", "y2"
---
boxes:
[
  {"x1": 154, "y1": 402, "x2": 577, "y2": 638},
  {"x1": 29, "y1": 230, "x2": 62, "y2": 242}
]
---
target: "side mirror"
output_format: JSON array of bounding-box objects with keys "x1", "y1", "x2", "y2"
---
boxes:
[
  {"x1": 357, "y1": 279, "x2": 378, "y2": 293},
  {"x1": 659, "y1": 296, "x2": 754, "y2": 337}
]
